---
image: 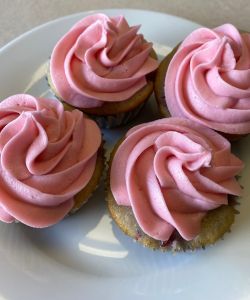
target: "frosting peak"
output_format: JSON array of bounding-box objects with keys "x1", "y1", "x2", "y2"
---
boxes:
[
  {"x1": 50, "y1": 13, "x2": 158, "y2": 108},
  {"x1": 110, "y1": 118, "x2": 243, "y2": 241},
  {"x1": 165, "y1": 24, "x2": 250, "y2": 134},
  {"x1": 0, "y1": 94, "x2": 102, "y2": 227}
]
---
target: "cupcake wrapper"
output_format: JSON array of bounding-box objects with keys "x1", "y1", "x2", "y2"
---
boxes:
[{"x1": 90, "y1": 102, "x2": 146, "y2": 129}]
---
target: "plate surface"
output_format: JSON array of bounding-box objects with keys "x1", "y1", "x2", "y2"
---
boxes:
[{"x1": 0, "y1": 9, "x2": 249, "y2": 300}]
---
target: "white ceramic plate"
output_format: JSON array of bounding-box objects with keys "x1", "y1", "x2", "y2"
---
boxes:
[{"x1": 0, "y1": 9, "x2": 249, "y2": 300}]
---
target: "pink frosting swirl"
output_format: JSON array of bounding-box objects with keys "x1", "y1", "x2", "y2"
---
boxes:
[
  {"x1": 110, "y1": 118, "x2": 243, "y2": 241},
  {"x1": 165, "y1": 24, "x2": 250, "y2": 134},
  {"x1": 0, "y1": 94, "x2": 101, "y2": 227},
  {"x1": 50, "y1": 13, "x2": 158, "y2": 108}
]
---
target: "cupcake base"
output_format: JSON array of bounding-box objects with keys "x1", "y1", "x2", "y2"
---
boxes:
[
  {"x1": 154, "y1": 46, "x2": 178, "y2": 117},
  {"x1": 70, "y1": 147, "x2": 104, "y2": 213},
  {"x1": 88, "y1": 102, "x2": 146, "y2": 128},
  {"x1": 219, "y1": 132, "x2": 247, "y2": 142},
  {"x1": 107, "y1": 188, "x2": 237, "y2": 251},
  {"x1": 47, "y1": 72, "x2": 154, "y2": 128}
]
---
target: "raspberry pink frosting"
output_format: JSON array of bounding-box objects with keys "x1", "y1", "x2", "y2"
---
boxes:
[
  {"x1": 50, "y1": 13, "x2": 158, "y2": 108},
  {"x1": 165, "y1": 24, "x2": 250, "y2": 134},
  {"x1": 110, "y1": 118, "x2": 243, "y2": 241},
  {"x1": 0, "y1": 94, "x2": 101, "y2": 227}
]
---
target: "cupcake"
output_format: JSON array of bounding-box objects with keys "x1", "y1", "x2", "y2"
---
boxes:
[
  {"x1": 107, "y1": 118, "x2": 244, "y2": 251},
  {"x1": 0, "y1": 94, "x2": 103, "y2": 227},
  {"x1": 155, "y1": 24, "x2": 250, "y2": 140},
  {"x1": 48, "y1": 13, "x2": 159, "y2": 128}
]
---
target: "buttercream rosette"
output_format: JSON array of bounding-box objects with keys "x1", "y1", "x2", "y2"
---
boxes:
[
  {"x1": 49, "y1": 13, "x2": 158, "y2": 127},
  {"x1": 108, "y1": 118, "x2": 243, "y2": 249},
  {"x1": 156, "y1": 24, "x2": 250, "y2": 136},
  {"x1": 0, "y1": 94, "x2": 102, "y2": 227}
]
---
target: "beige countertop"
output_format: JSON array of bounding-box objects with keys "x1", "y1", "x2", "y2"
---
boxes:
[{"x1": 0, "y1": 0, "x2": 250, "y2": 48}]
